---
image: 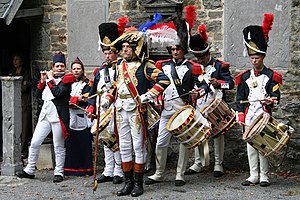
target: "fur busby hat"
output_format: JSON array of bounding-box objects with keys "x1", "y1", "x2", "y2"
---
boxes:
[
  {"x1": 169, "y1": 18, "x2": 189, "y2": 54},
  {"x1": 98, "y1": 23, "x2": 119, "y2": 52},
  {"x1": 167, "y1": 5, "x2": 196, "y2": 54},
  {"x1": 53, "y1": 51, "x2": 66, "y2": 65},
  {"x1": 98, "y1": 17, "x2": 129, "y2": 52},
  {"x1": 189, "y1": 24, "x2": 210, "y2": 57},
  {"x1": 243, "y1": 13, "x2": 274, "y2": 56}
]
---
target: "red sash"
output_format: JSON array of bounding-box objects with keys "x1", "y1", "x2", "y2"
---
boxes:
[{"x1": 121, "y1": 61, "x2": 148, "y2": 142}]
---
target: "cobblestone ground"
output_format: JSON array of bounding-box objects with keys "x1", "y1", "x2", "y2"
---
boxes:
[{"x1": 0, "y1": 168, "x2": 299, "y2": 200}]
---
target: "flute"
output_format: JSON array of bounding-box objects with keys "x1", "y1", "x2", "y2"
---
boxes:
[
  {"x1": 40, "y1": 70, "x2": 66, "y2": 75},
  {"x1": 240, "y1": 97, "x2": 277, "y2": 104}
]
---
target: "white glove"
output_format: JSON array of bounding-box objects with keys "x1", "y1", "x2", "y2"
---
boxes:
[
  {"x1": 140, "y1": 94, "x2": 149, "y2": 104},
  {"x1": 100, "y1": 98, "x2": 110, "y2": 109}
]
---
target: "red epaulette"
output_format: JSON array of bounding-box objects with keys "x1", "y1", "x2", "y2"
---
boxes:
[
  {"x1": 270, "y1": 69, "x2": 283, "y2": 84},
  {"x1": 216, "y1": 59, "x2": 230, "y2": 69},
  {"x1": 235, "y1": 69, "x2": 250, "y2": 86},
  {"x1": 88, "y1": 79, "x2": 94, "y2": 87},
  {"x1": 190, "y1": 61, "x2": 203, "y2": 75},
  {"x1": 93, "y1": 67, "x2": 100, "y2": 76},
  {"x1": 155, "y1": 59, "x2": 172, "y2": 70},
  {"x1": 62, "y1": 73, "x2": 75, "y2": 84}
]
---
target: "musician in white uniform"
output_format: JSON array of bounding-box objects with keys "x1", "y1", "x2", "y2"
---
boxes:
[
  {"x1": 236, "y1": 14, "x2": 282, "y2": 187},
  {"x1": 182, "y1": 24, "x2": 234, "y2": 178},
  {"x1": 87, "y1": 22, "x2": 123, "y2": 184},
  {"x1": 16, "y1": 52, "x2": 74, "y2": 183},
  {"x1": 145, "y1": 18, "x2": 205, "y2": 187}
]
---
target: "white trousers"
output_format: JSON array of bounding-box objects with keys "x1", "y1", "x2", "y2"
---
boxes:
[
  {"x1": 245, "y1": 110, "x2": 269, "y2": 183},
  {"x1": 102, "y1": 146, "x2": 123, "y2": 177},
  {"x1": 24, "y1": 116, "x2": 65, "y2": 176},
  {"x1": 246, "y1": 143, "x2": 269, "y2": 183},
  {"x1": 156, "y1": 110, "x2": 175, "y2": 147},
  {"x1": 153, "y1": 109, "x2": 178, "y2": 180},
  {"x1": 116, "y1": 109, "x2": 144, "y2": 164}
]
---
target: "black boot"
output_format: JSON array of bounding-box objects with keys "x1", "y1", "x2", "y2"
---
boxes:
[
  {"x1": 131, "y1": 172, "x2": 144, "y2": 197},
  {"x1": 117, "y1": 171, "x2": 134, "y2": 196}
]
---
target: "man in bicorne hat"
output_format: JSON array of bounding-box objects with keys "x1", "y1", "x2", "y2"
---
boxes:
[
  {"x1": 182, "y1": 24, "x2": 234, "y2": 178},
  {"x1": 100, "y1": 29, "x2": 170, "y2": 197},
  {"x1": 236, "y1": 14, "x2": 282, "y2": 187},
  {"x1": 87, "y1": 22, "x2": 124, "y2": 184},
  {"x1": 17, "y1": 52, "x2": 75, "y2": 183}
]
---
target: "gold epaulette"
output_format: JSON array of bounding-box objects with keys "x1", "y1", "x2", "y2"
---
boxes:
[{"x1": 145, "y1": 58, "x2": 155, "y2": 64}]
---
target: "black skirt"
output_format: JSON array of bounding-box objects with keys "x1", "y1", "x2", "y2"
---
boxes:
[{"x1": 64, "y1": 128, "x2": 93, "y2": 176}]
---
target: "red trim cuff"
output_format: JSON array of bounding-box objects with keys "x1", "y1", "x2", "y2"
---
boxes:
[
  {"x1": 47, "y1": 79, "x2": 56, "y2": 89},
  {"x1": 38, "y1": 81, "x2": 46, "y2": 90}
]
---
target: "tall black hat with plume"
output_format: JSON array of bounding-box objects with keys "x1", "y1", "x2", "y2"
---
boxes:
[{"x1": 243, "y1": 14, "x2": 274, "y2": 56}]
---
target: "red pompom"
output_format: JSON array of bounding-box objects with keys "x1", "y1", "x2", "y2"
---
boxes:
[
  {"x1": 262, "y1": 13, "x2": 274, "y2": 39},
  {"x1": 124, "y1": 26, "x2": 137, "y2": 33},
  {"x1": 184, "y1": 5, "x2": 197, "y2": 31},
  {"x1": 198, "y1": 24, "x2": 208, "y2": 43},
  {"x1": 118, "y1": 17, "x2": 129, "y2": 35}
]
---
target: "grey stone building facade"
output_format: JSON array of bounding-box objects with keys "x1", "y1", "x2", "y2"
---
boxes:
[{"x1": 0, "y1": 0, "x2": 299, "y2": 172}]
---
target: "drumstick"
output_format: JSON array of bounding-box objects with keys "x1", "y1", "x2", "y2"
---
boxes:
[
  {"x1": 69, "y1": 102, "x2": 97, "y2": 118},
  {"x1": 166, "y1": 88, "x2": 202, "y2": 101},
  {"x1": 88, "y1": 88, "x2": 109, "y2": 99},
  {"x1": 239, "y1": 122, "x2": 249, "y2": 127},
  {"x1": 88, "y1": 93, "x2": 98, "y2": 99},
  {"x1": 240, "y1": 97, "x2": 277, "y2": 104}
]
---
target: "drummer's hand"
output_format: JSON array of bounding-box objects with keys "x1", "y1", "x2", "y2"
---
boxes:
[
  {"x1": 190, "y1": 89, "x2": 199, "y2": 99},
  {"x1": 236, "y1": 112, "x2": 245, "y2": 124},
  {"x1": 264, "y1": 96, "x2": 274, "y2": 105},
  {"x1": 154, "y1": 96, "x2": 163, "y2": 111},
  {"x1": 209, "y1": 78, "x2": 220, "y2": 88},
  {"x1": 78, "y1": 95, "x2": 88, "y2": 102},
  {"x1": 86, "y1": 105, "x2": 94, "y2": 118},
  {"x1": 190, "y1": 88, "x2": 206, "y2": 99}
]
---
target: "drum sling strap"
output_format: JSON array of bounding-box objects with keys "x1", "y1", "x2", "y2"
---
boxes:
[
  {"x1": 170, "y1": 61, "x2": 189, "y2": 102},
  {"x1": 121, "y1": 61, "x2": 148, "y2": 143},
  {"x1": 104, "y1": 66, "x2": 112, "y2": 89}
]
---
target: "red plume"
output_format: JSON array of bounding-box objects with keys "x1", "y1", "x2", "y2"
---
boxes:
[
  {"x1": 184, "y1": 5, "x2": 197, "y2": 30},
  {"x1": 262, "y1": 13, "x2": 274, "y2": 39},
  {"x1": 117, "y1": 17, "x2": 129, "y2": 36},
  {"x1": 198, "y1": 24, "x2": 208, "y2": 43},
  {"x1": 149, "y1": 22, "x2": 177, "y2": 31}
]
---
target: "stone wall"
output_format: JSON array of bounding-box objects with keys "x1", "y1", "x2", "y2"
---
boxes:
[
  {"x1": 29, "y1": 0, "x2": 67, "y2": 123},
  {"x1": 281, "y1": 0, "x2": 300, "y2": 171}
]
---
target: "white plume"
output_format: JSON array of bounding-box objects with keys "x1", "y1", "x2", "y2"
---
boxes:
[{"x1": 145, "y1": 25, "x2": 180, "y2": 48}]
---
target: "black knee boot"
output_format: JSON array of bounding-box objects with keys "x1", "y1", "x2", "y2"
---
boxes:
[
  {"x1": 117, "y1": 170, "x2": 134, "y2": 196},
  {"x1": 131, "y1": 172, "x2": 144, "y2": 197}
]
